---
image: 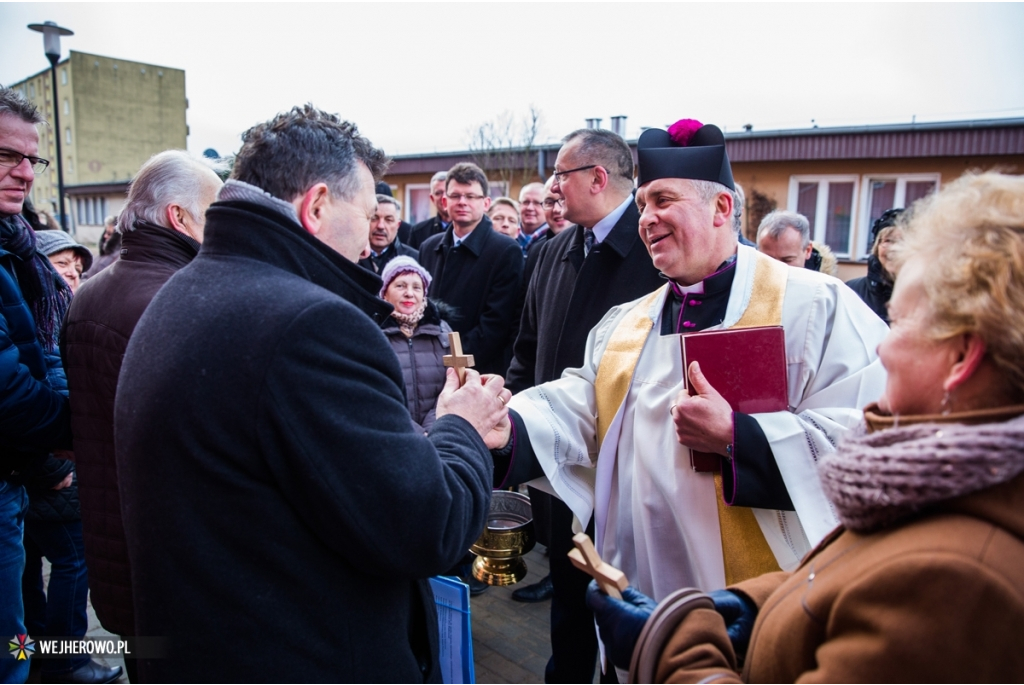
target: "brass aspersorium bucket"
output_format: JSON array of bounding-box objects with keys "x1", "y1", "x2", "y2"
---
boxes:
[{"x1": 470, "y1": 490, "x2": 535, "y2": 586}]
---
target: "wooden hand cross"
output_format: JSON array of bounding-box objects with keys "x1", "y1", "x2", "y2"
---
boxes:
[
  {"x1": 568, "y1": 532, "x2": 629, "y2": 599},
  {"x1": 443, "y1": 332, "x2": 475, "y2": 384}
]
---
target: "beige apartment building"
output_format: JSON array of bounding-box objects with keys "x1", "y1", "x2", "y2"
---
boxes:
[{"x1": 9, "y1": 50, "x2": 187, "y2": 244}]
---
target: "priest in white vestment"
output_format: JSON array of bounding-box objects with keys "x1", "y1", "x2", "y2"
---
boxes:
[{"x1": 490, "y1": 119, "x2": 888, "y2": 602}]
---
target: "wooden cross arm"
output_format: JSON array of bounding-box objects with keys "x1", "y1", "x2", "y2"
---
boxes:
[
  {"x1": 568, "y1": 532, "x2": 629, "y2": 599},
  {"x1": 443, "y1": 331, "x2": 475, "y2": 383}
]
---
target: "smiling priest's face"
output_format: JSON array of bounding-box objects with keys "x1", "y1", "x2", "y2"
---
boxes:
[{"x1": 636, "y1": 178, "x2": 737, "y2": 286}]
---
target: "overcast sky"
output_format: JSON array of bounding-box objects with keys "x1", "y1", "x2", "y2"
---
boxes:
[{"x1": 2, "y1": 3, "x2": 1023, "y2": 159}]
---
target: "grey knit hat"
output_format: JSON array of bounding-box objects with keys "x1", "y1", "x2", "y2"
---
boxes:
[
  {"x1": 34, "y1": 229, "x2": 94, "y2": 272},
  {"x1": 379, "y1": 255, "x2": 432, "y2": 298}
]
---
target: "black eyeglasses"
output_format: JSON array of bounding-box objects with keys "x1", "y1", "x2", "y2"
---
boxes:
[
  {"x1": 542, "y1": 198, "x2": 564, "y2": 210},
  {"x1": 446, "y1": 193, "x2": 486, "y2": 203},
  {"x1": 0, "y1": 147, "x2": 49, "y2": 175},
  {"x1": 552, "y1": 165, "x2": 597, "y2": 183}
]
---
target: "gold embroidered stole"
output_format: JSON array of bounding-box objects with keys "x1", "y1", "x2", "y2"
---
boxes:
[{"x1": 592, "y1": 252, "x2": 790, "y2": 586}]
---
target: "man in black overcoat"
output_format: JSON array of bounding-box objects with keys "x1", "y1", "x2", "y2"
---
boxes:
[
  {"x1": 408, "y1": 171, "x2": 450, "y2": 249},
  {"x1": 505, "y1": 128, "x2": 663, "y2": 683},
  {"x1": 418, "y1": 163, "x2": 524, "y2": 375},
  {"x1": 114, "y1": 106, "x2": 511, "y2": 683}
]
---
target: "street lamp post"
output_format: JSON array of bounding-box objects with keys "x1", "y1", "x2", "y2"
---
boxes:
[{"x1": 27, "y1": 20, "x2": 74, "y2": 232}]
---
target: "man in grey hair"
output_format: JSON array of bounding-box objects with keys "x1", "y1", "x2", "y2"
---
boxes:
[
  {"x1": 408, "y1": 169, "x2": 450, "y2": 248},
  {"x1": 60, "y1": 149, "x2": 223, "y2": 682},
  {"x1": 756, "y1": 209, "x2": 814, "y2": 267},
  {"x1": 113, "y1": 105, "x2": 506, "y2": 682},
  {"x1": 358, "y1": 193, "x2": 418, "y2": 274}
]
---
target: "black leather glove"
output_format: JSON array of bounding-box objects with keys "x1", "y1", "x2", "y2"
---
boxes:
[
  {"x1": 585, "y1": 580, "x2": 657, "y2": 670},
  {"x1": 708, "y1": 589, "x2": 757, "y2": 658}
]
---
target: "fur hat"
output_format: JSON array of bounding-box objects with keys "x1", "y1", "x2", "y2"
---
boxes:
[
  {"x1": 34, "y1": 229, "x2": 94, "y2": 272},
  {"x1": 379, "y1": 256, "x2": 432, "y2": 298}
]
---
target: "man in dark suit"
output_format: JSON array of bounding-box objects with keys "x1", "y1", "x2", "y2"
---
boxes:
[
  {"x1": 506, "y1": 128, "x2": 664, "y2": 683},
  {"x1": 419, "y1": 163, "x2": 524, "y2": 375},
  {"x1": 359, "y1": 193, "x2": 418, "y2": 274},
  {"x1": 408, "y1": 171, "x2": 450, "y2": 249}
]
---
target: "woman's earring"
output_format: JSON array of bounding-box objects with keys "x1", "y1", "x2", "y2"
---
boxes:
[{"x1": 940, "y1": 389, "x2": 953, "y2": 416}]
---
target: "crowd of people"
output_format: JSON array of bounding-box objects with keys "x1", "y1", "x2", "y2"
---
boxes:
[{"x1": 1, "y1": 82, "x2": 1022, "y2": 684}]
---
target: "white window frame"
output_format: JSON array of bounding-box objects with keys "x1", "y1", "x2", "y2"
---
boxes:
[
  {"x1": 855, "y1": 173, "x2": 941, "y2": 258},
  {"x1": 488, "y1": 181, "x2": 509, "y2": 199},
  {"x1": 787, "y1": 175, "x2": 860, "y2": 258},
  {"x1": 404, "y1": 183, "x2": 431, "y2": 224}
]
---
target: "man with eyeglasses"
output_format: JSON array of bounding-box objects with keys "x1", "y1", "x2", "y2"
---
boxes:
[
  {"x1": 504, "y1": 128, "x2": 662, "y2": 683},
  {"x1": 408, "y1": 170, "x2": 451, "y2": 249},
  {"x1": 0, "y1": 86, "x2": 74, "y2": 685},
  {"x1": 516, "y1": 182, "x2": 548, "y2": 255},
  {"x1": 419, "y1": 162, "x2": 524, "y2": 375}
]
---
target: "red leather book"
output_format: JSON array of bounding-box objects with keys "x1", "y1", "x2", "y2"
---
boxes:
[{"x1": 680, "y1": 326, "x2": 788, "y2": 472}]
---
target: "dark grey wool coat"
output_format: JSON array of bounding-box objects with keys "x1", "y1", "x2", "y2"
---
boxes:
[
  {"x1": 114, "y1": 199, "x2": 493, "y2": 683},
  {"x1": 381, "y1": 301, "x2": 451, "y2": 433}
]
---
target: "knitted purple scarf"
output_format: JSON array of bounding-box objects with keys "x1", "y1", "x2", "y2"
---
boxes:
[
  {"x1": 0, "y1": 215, "x2": 73, "y2": 352},
  {"x1": 819, "y1": 414, "x2": 1024, "y2": 532}
]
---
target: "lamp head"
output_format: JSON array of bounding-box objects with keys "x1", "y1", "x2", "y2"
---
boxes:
[{"x1": 27, "y1": 21, "x2": 74, "y2": 62}]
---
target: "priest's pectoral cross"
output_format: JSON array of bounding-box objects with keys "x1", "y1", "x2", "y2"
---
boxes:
[
  {"x1": 443, "y1": 332, "x2": 475, "y2": 384},
  {"x1": 568, "y1": 533, "x2": 629, "y2": 599}
]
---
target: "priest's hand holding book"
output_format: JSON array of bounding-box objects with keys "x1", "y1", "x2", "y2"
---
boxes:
[{"x1": 671, "y1": 360, "x2": 734, "y2": 457}]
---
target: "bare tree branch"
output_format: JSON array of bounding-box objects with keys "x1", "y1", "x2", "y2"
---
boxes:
[{"x1": 467, "y1": 106, "x2": 544, "y2": 194}]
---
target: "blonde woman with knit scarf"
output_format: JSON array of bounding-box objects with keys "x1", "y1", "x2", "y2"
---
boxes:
[{"x1": 586, "y1": 171, "x2": 1024, "y2": 683}]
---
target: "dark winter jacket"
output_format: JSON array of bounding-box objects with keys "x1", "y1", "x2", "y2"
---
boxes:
[
  {"x1": 846, "y1": 255, "x2": 892, "y2": 324},
  {"x1": 115, "y1": 198, "x2": 493, "y2": 683},
  {"x1": 82, "y1": 231, "x2": 121, "y2": 280},
  {"x1": 506, "y1": 202, "x2": 663, "y2": 391},
  {"x1": 408, "y1": 215, "x2": 447, "y2": 250},
  {"x1": 418, "y1": 216, "x2": 524, "y2": 375},
  {"x1": 59, "y1": 220, "x2": 200, "y2": 637},
  {"x1": 0, "y1": 216, "x2": 72, "y2": 477},
  {"x1": 381, "y1": 301, "x2": 451, "y2": 433}
]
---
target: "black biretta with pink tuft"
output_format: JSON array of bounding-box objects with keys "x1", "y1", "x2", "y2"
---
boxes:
[{"x1": 636, "y1": 118, "x2": 735, "y2": 190}]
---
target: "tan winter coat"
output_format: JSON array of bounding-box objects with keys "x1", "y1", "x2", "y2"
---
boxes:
[{"x1": 655, "y1": 470, "x2": 1024, "y2": 683}]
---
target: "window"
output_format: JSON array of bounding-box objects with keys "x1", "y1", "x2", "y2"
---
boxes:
[
  {"x1": 63, "y1": 99, "x2": 69, "y2": 115},
  {"x1": 404, "y1": 184, "x2": 432, "y2": 224},
  {"x1": 29, "y1": 84, "x2": 35, "y2": 98},
  {"x1": 857, "y1": 174, "x2": 939, "y2": 255},
  {"x1": 65, "y1": 128, "x2": 71, "y2": 144},
  {"x1": 61, "y1": 69, "x2": 67, "y2": 85},
  {"x1": 788, "y1": 175, "x2": 859, "y2": 257},
  {"x1": 488, "y1": 181, "x2": 509, "y2": 200}
]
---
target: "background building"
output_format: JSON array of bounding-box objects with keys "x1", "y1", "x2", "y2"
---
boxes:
[
  {"x1": 9, "y1": 50, "x2": 187, "y2": 245},
  {"x1": 383, "y1": 117, "x2": 1024, "y2": 280}
]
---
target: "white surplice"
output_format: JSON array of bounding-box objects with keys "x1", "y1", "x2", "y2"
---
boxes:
[{"x1": 508, "y1": 244, "x2": 889, "y2": 600}]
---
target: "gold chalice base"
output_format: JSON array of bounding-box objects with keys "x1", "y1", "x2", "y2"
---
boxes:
[{"x1": 472, "y1": 555, "x2": 528, "y2": 586}]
